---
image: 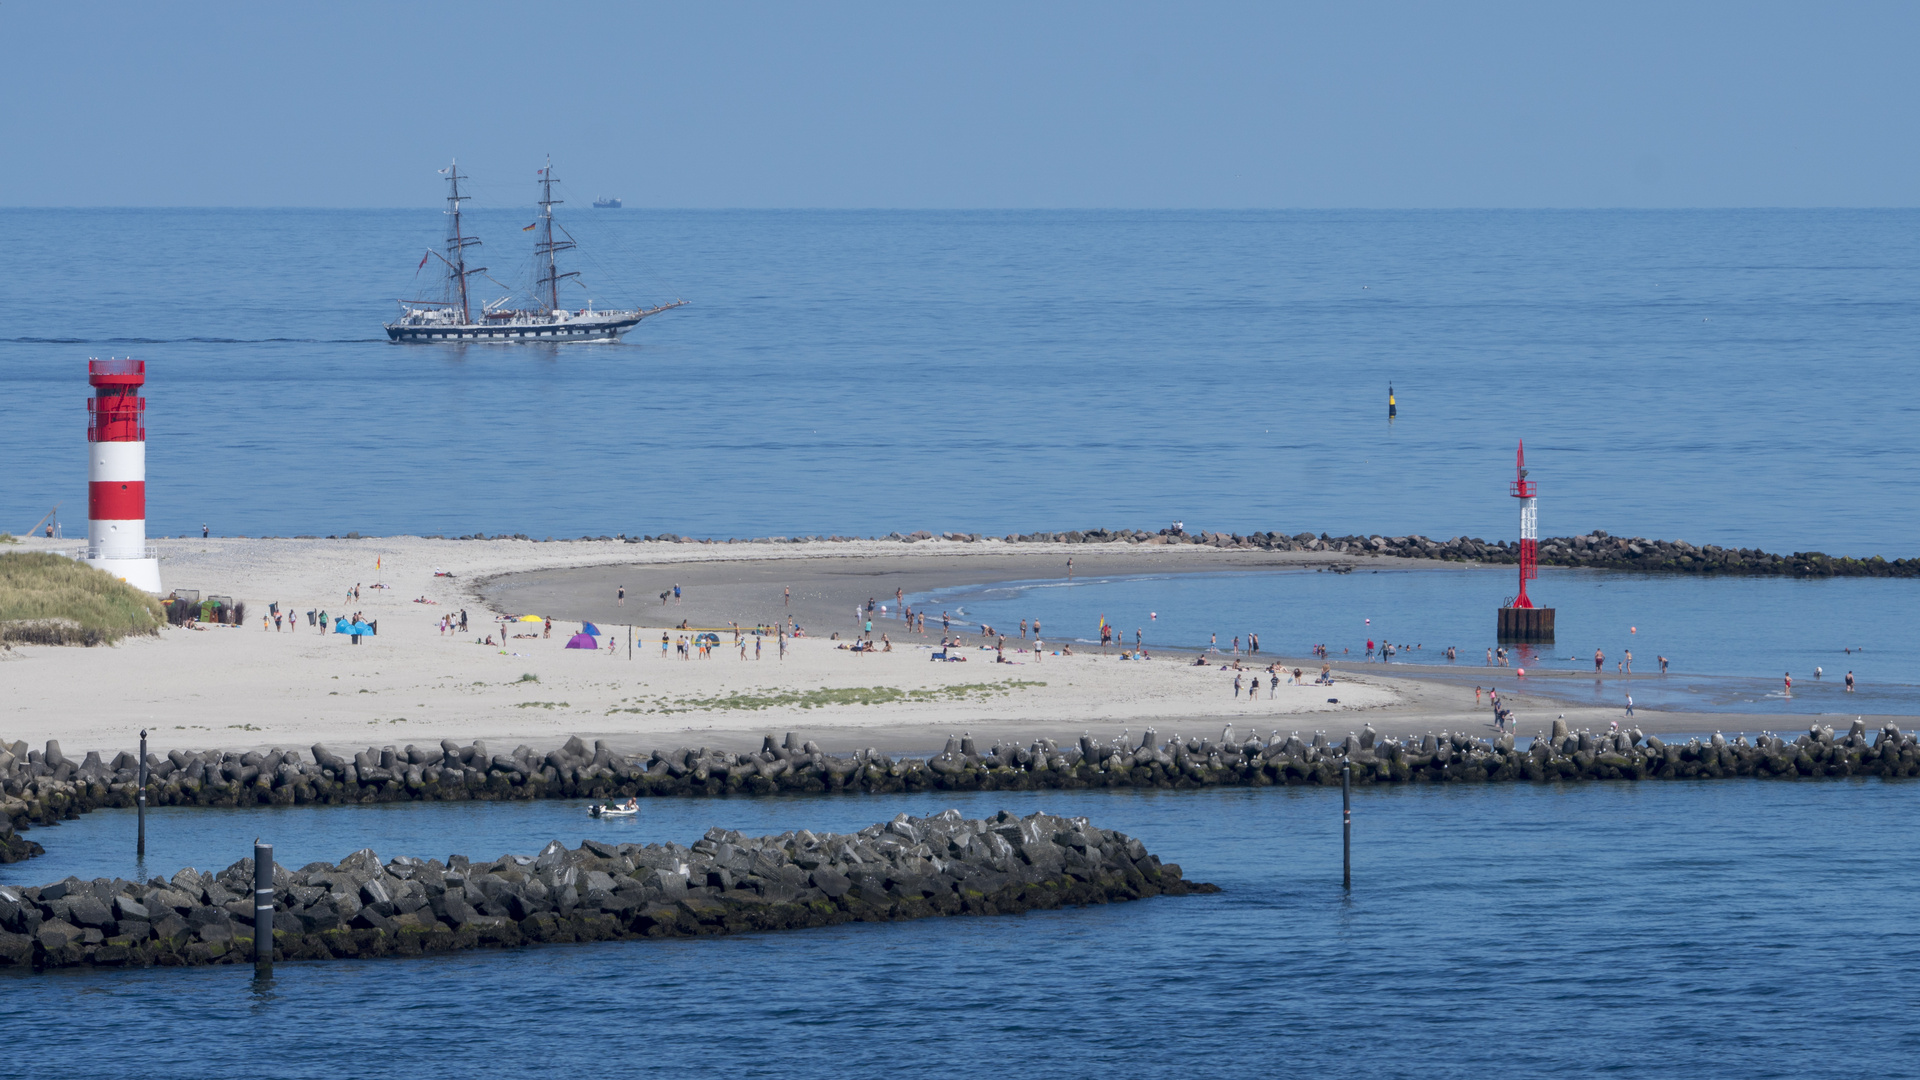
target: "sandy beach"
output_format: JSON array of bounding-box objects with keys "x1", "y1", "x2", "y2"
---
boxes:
[{"x1": 1, "y1": 535, "x2": 1823, "y2": 758}]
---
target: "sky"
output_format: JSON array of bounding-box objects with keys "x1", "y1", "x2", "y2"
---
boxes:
[{"x1": 1, "y1": 1, "x2": 1917, "y2": 208}]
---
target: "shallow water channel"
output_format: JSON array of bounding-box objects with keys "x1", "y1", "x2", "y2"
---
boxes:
[{"x1": 9, "y1": 782, "x2": 1917, "y2": 1078}]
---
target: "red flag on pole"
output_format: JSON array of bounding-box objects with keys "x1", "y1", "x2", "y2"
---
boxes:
[{"x1": 417, "y1": 252, "x2": 430, "y2": 269}]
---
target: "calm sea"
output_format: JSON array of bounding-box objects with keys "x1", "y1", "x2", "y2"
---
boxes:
[
  {"x1": 6, "y1": 785, "x2": 1915, "y2": 1079},
  {"x1": 3, "y1": 209, "x2": 1918, "y2": 552},
  {"x1": 913, "y1": 566, "x2": 1920, "y2": 714}
]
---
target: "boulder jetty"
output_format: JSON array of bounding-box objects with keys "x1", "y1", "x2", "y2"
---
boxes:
[{"x1": 0, "y1": 810, "x2": 1213, "y2": 971}]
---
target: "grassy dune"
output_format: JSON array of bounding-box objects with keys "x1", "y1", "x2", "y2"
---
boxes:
[{"x1": 0, "y1": 551, "x2": 166, "y2": 646}]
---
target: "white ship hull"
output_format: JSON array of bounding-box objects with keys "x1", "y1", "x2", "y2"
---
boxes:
[{"x1": 385, "y1": 311, "x2": 644, "y2": 343}]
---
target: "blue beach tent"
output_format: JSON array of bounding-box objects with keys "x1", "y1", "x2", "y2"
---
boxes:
[{"x1": 582, "y1": 622, "x2": 602, "y2": 636}]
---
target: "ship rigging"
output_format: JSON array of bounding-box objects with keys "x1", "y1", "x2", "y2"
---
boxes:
[{"x1": 385, "y1": 158, "x2": 684, "y2": 343}]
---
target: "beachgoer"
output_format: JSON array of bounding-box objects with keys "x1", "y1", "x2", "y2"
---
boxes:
[
  {"x1": 1659, "y1": 655, "x2": 1668, "y2": 674},
  {"x1": 1625, "y1": 693, "x2": 1634, "y2": 717},
  {"x1": 1815, "y1": 666, "x2": 1822, "y2": 680},
  {"x1": 673, "y1": 584, "x2": 681, "y2": 603},
  {"x1": 755, "y1": 637, "x2": 762, "y2": 660},
  {"x1": 1020, "y1": 619, "x2": 1027, "y2": 639},
  {"x1": 1476, "y1": 686, "x2": 1483, "y2": 704},
  {"x1": 1624, "y1": 649, "x2": 1632, "y2": 672},
  {"x1": 784, "y1": 585, "x2": 790, "y2": 607},
  {"x1": 1594, "y1": 648, "x2": 1604, "y2": 673},
  {"x1": 1846, "y1": 670, "x2": 1854, "y2": 692},
  {"x1": 617, "y1": 586, "x2": 625, "y2": 606},
  {"x1": 1233, "y1": 673, "x2": 1243, "y2": 698},
  {"x1": 202, "y1": 524, "x2": 208, "y2": 538},
  {"x1": 1486, "y1": 647, "x2": 1493, "y2": 665},
  {"x1": 1784, "y1": 672, "x2": 1792, "y2": 695}
]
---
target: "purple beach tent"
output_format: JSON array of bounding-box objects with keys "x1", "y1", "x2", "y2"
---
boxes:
[{"x1": 564, "y1": 632, "x2": 598, "y2": 649}]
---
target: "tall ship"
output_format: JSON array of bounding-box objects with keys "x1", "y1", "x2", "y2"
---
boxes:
[{"x1": 386, "y1": 159, "x2": 684, "y2": 343}]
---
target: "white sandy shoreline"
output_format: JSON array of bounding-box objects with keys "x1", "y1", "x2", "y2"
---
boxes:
[{"x1": 0, "y1": 535, "x2": 1774, "y2": 758}]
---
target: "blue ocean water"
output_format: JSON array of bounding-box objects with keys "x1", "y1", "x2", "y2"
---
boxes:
[
  {"x1": 3, "y1": 208, "x2": 1919, "y2": 552},
  {"x1": 7, "y1": 784, "x2": 1916, "y2": 1079},
  {"x1": 914, "y1": 566, "x2": 1920, "y2": 713}
]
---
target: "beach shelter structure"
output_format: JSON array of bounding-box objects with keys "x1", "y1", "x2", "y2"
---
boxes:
[
  {"x1": 581, "y1": 622, "x2": 601, "y2": 636},
  {"x1": 516, "y1": 614, "x2": 544, "y2": 623},
  {"x1": 564, "y1": 632, "x2": 598, "y2": 649}
]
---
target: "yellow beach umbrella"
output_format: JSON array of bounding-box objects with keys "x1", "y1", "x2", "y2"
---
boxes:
[{"x1": 516, "y1": 614, "x2": 545, "y2": 622}]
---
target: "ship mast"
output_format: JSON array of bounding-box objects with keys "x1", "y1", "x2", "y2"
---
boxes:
[
  {"x1": 535, "y1": 157, "x2": 579, "y2": 312},
  {"x1": 443, "y1": 160, "x2": 483, "y2": 324}
]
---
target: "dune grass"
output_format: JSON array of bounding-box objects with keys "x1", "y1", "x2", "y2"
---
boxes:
[{"x1": 0, "y1": 551, "x2": 166, "y2": 646}]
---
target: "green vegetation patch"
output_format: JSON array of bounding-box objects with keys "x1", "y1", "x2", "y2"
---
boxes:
[
  {"x1": 0, "y1": 551, "x2": 165, "y2": 646},
  {"x1": 612, "y1": 680, "x2": 1045, "y2": 715},
  {"x1": 513, "y1": 701, "x2": 571, "y2": 709}
]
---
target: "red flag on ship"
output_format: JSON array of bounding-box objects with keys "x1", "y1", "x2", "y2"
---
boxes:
[{"x1": 417, "y1": 252, "x2": 430, "y2": 269}]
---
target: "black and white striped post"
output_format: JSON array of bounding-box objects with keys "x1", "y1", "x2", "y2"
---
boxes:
[
  {"x1": 136, "y1": 729, "x2": 147, "y2": 859},
  {"x1": 253, "y1": 839, "x2": 273, "y2": 973}
]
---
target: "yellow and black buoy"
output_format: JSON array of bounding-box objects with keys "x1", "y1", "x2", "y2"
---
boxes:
[{"x1": 1388, "y1": 383, "x2": 1397, "y2": 422}]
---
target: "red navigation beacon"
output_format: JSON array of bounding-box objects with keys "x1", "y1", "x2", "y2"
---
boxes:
[
  {"x1": 1511, "y1": 440, "x2": 1537, "y2": 608},
  {"x1": 1496, "y1": 439, "x2": 1553, "y2": 643}
]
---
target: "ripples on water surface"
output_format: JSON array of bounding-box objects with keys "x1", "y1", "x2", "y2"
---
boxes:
[
  {"x1": 9, "y1": 783, "x2": 1916, "y2": 1078},
  {"x1": 916, "y1": 567, "x2": 1920, "y2": 713},
  {"x1": 3, "y1": 209, "x2": 1919, "y2": 552}
]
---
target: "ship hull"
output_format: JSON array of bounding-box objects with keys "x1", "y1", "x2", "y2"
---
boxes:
[{"x1": 385, "y1": 315, "x2": 643, "y2": 343}]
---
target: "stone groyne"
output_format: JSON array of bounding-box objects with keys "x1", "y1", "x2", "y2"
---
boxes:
[
  {"x1": 424, "y1": 526, "x2": 1920, "y2": 578},
  {"x1": 3, "y1": 720, "x2": 1914, "y2": 855},
  {"x1": 0, "y1": 810, "x2": 1211, "y2": 971}
]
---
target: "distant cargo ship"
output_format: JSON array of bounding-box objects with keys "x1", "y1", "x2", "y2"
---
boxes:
[
  {"x1": 592, "y1": 197, "x2": 622, "y2": 209},
  {"x1": 385, "y1": 161, "x2": 682, "y2": 343}
]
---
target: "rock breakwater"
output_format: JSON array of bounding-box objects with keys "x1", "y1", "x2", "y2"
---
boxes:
[
  {"x1": 4, "y1": 721, "x2": 1913, "y2": 857},
  {"x1": 0, "y1": 810, "x2": 1211, "y2": 971},
  {"x1": 453, "y1": 525, "x2": 1920, "y2": 577}
]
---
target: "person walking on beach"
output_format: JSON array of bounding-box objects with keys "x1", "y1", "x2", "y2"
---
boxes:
[
  {"x1": 1067, "y1": 557, "x2": 1073, "y2": 579},
  {"x1": 1624, "y1": 649, "x2": 1632, "y2": 673},
  {"x1": 673, "y1": 584, "x2": 681, "y2": 604},
  {"x1": 617, "y1": 586, "x2": 625, "y2": 607},
  {"x1": 1594, "y1": 648, "x2": 1604, "y2": 673},
  {"x1": 1783, "y1": 671, "x2": 1792, "y2": 695},
  {"x1": 459, "y1": 609, "x2": 468, "y2": 632},
  {"x1": 1233, "y1": 673, "x2": 1243, "y2": 698},
  {"x1": 1033, "y1": 619, "x2": 1040, "y2": 640},
  {"x1": 1625, "y1": 693, "x2": 1634, "y2": 717},
  {"x1": 1476, "y1": 686, "x2": 1483, "y2": 705},
  {"x1": 784, "y1": 585, "x2": 790, "y2": 607},
  {"x1": 755, "y1": 636, "x2": 762, "y2": 660}
]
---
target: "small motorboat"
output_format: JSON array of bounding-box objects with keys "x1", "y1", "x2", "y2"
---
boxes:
[{"x1": 588, "y1": 800, "x2": 639, "y2": 818}]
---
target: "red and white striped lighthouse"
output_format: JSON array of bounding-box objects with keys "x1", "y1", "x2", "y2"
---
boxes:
[{"x1": 83, "y1": 357, "x2": 162, "y2": 593}]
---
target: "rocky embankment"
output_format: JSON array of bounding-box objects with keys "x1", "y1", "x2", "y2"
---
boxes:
[
  {"x1": 437, "y1": 525, "x2": 1920, "y2": 577},
  {"x1": 0, "y1": 810, "x2": 1211, "y2": 971},
  {"x1": 4, "y1": 721, "x2": 1915, "y2": 856}
]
